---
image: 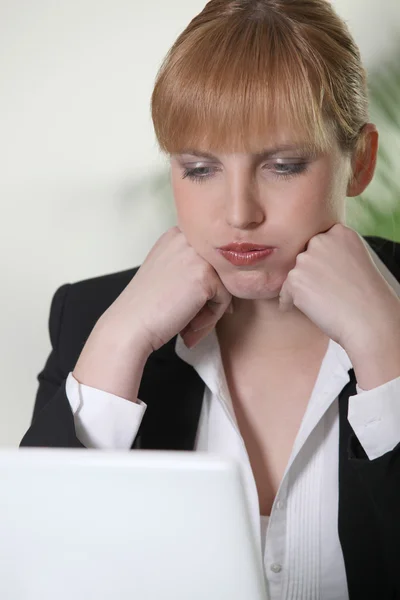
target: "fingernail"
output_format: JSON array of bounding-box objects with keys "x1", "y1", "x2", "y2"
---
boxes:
[
  {"x1": 182, "y1": 336, "x2": 191, "y2": 348},
  {"x1": 192, "y1": 324, "x2": 211, "y2": 332}
]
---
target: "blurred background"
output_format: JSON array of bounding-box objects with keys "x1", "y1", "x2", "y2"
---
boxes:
[{"x1": 1, "y1": 0, "x2": 399, "y2": 446}]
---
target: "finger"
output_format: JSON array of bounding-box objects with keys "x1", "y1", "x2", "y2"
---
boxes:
[
  {"x1": 182, "y1": 321, "x2": 217, "y2": 348},
  {"x1": 179, "y1": 323, "x2": 192, "y2": 337},
  {"x1": 190, "y1": 297, "x2": 233, "y2": 331},
  {"x1": 188, "y1": 303, "x2": 217, "y2": 332},
  {"x1": 179, "y1": 296, "x2": 233, "y2": 341},
  {"x1": 185, "y1": 300, "x2": 236, "y2": 347},
  {"x1": 207, "y1": 278, "x2": 233, "y2": 320},
  {"x1": 184, "y1": 293, "x2": 232, "y2": 336},
  {"x1": 278, "y1": 280, "x2": 294, "y2": 312}
]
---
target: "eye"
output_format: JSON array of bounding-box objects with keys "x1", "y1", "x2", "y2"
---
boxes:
[
  {"x1": 268, "y1": 162, "x2": 309, "y2": 180},
  {"x1": 181, "y1": 166, "x2": 217, "y2": 184},
  {"x1": 180, "y1": 161, "x2": 310, "y2": 184}
]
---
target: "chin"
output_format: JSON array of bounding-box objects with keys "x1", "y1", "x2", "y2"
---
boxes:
[{"x1": 216, "y1": 268, "x2": 284, "y2": 300}]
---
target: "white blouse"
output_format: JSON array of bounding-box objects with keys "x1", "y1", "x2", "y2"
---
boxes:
[{"x1": 64, "y1": 241, "x2": 400, "y2": 600}]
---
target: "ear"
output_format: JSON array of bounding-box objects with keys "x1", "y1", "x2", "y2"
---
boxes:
[{"x1": 346, "y1": 123, "x2": 379, "y2": 197}]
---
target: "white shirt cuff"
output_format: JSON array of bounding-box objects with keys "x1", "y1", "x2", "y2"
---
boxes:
[
  {"x1": 65, "y1": 372, "x2": 147, "y2": 450},
  {"x1": 348, "y1": 375, "x2": 400, "y2": 460}
]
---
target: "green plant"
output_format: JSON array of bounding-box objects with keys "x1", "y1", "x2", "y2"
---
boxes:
[{"x1": 347, "y1": 48, "x2": 400, "y2": 242}]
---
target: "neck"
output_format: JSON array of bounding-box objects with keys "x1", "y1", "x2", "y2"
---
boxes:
[{"x1": 216, "y1": 296, "x2": 328, "y2": 357}]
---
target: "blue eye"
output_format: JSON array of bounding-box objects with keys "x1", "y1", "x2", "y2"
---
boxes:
[
  {"x1": 272, "y1": 162, "x2": 309, "y2": 179},
  {"x1": 181, "y1": 162, "x2": 309, "y2": 183},
  {"x1": 181, "y1": 166, "x2": 215, "y2": 183}
]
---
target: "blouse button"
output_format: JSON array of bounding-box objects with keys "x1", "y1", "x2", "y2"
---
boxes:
[{"x1": 270, "y1": 563, "x2": 282, "y2": 573}]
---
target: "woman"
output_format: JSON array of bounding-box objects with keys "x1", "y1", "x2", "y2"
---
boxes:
[{"x1": 21, "y1": 0, "x2": 400, "y2": 598}]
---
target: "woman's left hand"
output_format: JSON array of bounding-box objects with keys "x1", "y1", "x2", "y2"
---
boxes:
[{"x1": 278, "y1": 223, "x2": 400, "y2": 352}]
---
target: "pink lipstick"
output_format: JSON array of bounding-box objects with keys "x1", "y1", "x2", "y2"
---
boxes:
[{"x1": 217, "y1": 242, "x2": 276, "y2": 266}]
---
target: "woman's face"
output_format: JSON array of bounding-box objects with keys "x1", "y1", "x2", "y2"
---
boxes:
[{"x1": 170, "y1": 130, "x2": 352, "y2": 300}]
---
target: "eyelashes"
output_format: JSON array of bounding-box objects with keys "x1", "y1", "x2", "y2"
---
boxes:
[{"x1": 181, "y1": 162, "x2": 309, "y2": 184}]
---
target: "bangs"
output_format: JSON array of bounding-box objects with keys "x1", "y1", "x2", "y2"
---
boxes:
[{"x1": 151, "y1": 14, "x2": 338, "y2": 156}]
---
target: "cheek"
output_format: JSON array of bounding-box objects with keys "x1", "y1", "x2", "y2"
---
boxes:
[
  {"x1": 288, "y1": 163, "x2": 345, "y2": 222},
  {"x1": 171, "y1": 176, "x2": 191, "y2": 225},
  {"x1": 172, "y1": 176, "x2": 210, "y2": 240}
]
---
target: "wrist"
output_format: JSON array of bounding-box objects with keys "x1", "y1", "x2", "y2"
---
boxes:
[
  {"x1": 73, "y1": 317, "x2": 152, "y2": 402},
  {"x1": 94, "y1": 313, "x2": 154, "y2": 359},
  {"x1": 344, "y1": 325, "x2": 400, "y2": 390}
]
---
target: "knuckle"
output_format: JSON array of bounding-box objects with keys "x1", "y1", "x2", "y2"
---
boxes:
[
  {"x1": 295, "y1": 252, "x2": 307, "y2": 264},
  {"x1": 164, "y1": 225, "x2": 180, "y2": 241},
  {"x1": 287, "y1": 268, "x2": 299, "y2": 284},
  {"x1": 334, "y1": 223, "x2": 347, "y2": 234},
  {"x1": 196, "y1": 262, "x2": 213, "y2": 287},
  {"x1": 346, "y1": 227, "x2": 359, "y2": 242},
  {"x1": 306, "y1": 235, "x2": 320, "y2": 249}
]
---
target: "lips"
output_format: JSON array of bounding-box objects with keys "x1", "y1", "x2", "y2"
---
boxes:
[
  {"x1": 217, "y1": 246, "x2": 275, "y2": 266},
  {"x1": 218, "y1": 242, "x2": 275, "y2": 252}
]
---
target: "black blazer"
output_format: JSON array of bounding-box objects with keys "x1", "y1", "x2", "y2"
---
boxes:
[{"x1": 21, "y1": 236, "x2": 400, "y2": 600}]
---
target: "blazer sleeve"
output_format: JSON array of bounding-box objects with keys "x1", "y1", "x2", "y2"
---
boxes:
[
  {"x1": 20, "y1": 283, "x2": 85, "y2": 448},
  {"x1": 348, "y1": 434, "x2": 400, "y2": 592}
]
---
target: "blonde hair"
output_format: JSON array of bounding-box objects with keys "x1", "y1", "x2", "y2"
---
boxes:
[{"x1": 151, "y1": 0, "x2": 369, "y2": 161}]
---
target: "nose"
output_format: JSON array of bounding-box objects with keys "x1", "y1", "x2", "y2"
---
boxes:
[{"x1": 224, "y1": 181, "x2": 265, "y2": 229}]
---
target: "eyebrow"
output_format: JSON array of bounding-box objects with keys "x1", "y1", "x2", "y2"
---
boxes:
[{"x1": 175, "y1": 143, "x2": 318, "y2": 162}]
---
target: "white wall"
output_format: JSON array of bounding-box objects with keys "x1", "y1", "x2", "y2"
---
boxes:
[
  {"x1": 331, "y1": 0, "x2": 399, "y2": 69},
  {"x1": 1, "y1": 0, "x2": 399, "y2": 446}
]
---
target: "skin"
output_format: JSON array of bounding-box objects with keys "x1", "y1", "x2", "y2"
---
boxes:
[{"x1": 169, "y1": 123, "x2": 378, "y2": 357}]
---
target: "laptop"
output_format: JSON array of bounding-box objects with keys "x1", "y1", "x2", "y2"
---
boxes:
[{"x1": 0, "y1": 448, "x2": 269, "y2": 600}]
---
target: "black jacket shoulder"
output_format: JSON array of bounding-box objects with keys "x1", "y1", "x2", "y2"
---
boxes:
[{"x1": 49, "y1": 266, "x2": 139, "y2": 382}]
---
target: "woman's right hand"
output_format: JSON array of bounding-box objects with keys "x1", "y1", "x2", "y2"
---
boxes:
[
  {"x1": 99, "y1": 226, "x2": 233, "y2": 354},
  {"x1": 73, "y1": 226, "x2": 233, "y2": 402}
]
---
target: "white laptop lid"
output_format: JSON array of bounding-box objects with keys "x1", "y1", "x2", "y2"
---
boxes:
[{"x1": 0, "y1": 448, "x2": 268, "y2": 600}]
